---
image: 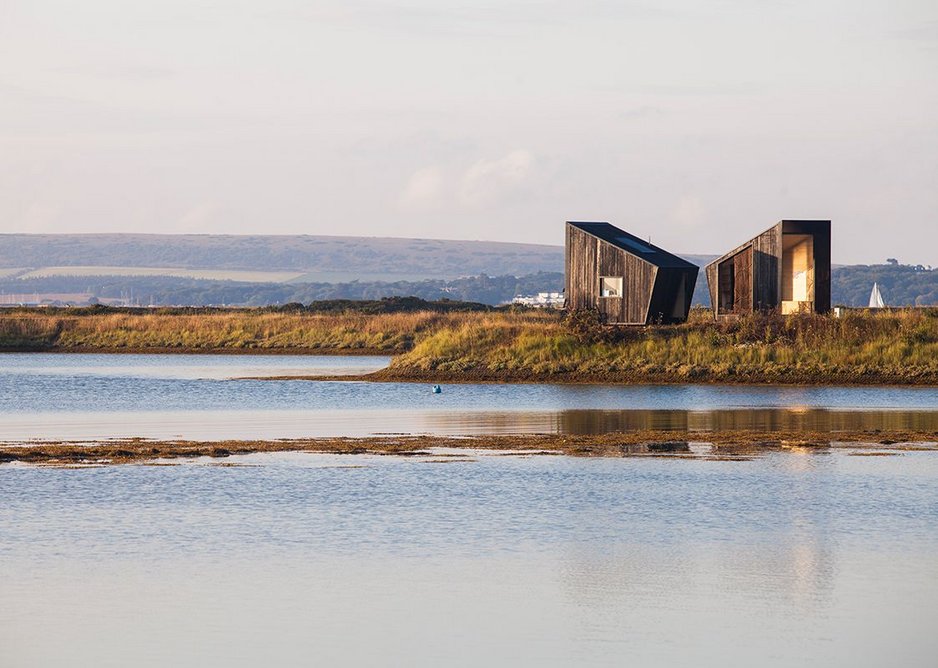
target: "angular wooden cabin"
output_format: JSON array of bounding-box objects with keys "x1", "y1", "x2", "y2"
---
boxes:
[
  {"x1": 705, "y1": 220, "x2": 831, "y2": 318},
  {"x1": 565, "y1": 221, "x2": 698, "y2": 325}
]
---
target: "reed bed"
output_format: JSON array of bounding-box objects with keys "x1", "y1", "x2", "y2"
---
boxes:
[{"x1": 2, "y1": 306, "x2": 937, "y2": 383}]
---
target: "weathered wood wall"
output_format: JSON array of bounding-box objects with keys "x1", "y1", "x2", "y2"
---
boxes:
[
  {"x1": 565, "y1": 224, "x2": 598, "y2": 311},
  {"x1": 712, "y1": 247, "x2": 752, "y2": 315},
  {"x1": 705, "y1": 263, "x2": 718, "y2": 313},
  {"x1": 565, "y1": 223, "x2": 658, "y2": 325},
  {"x1": 733, "y1": 247, "x2": 753, "y2": 312},
  {"x1": 752, "y1": 223, "x2": 781, "y2": 311}
]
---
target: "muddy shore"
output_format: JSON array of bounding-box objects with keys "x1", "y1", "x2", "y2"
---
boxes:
[
  {"x1": 242, "y1": 367, "x2": 938, "y2": 387},
  {"x1": 3, "y1": 429, "x2": 937, "y2": 465},
  {"x1": 0, "y1": 346, "x2": 393, "y2": 356}
]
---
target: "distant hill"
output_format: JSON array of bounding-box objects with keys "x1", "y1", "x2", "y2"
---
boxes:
[
  {"x1": 1, "y1": 234, "x2": 933, "y2": 308},
  {"x1": 0, "y1": 234, "x2": 567, "y2": 281},
  {"x1": 831, "y1": 263, "x2": 938, "y2": 307},
  {"x1": 0, "y1": 233, "x2": 715, "y2": 282}
]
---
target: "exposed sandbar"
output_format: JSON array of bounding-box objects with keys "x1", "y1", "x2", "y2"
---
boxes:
[{"x1": 3, "y1": 429, "x2": 936, "y2": 466}]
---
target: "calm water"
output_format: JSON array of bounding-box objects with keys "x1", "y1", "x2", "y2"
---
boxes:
[
  {"x1": 2, "y1": 353, "x2": 938, "y2": 441},
  {"x1": 2, "y1": 449, "x2": 938, "y2": 666},
  {"x1": 3, "y1": 354, "x2": 938, "y2": 666}
]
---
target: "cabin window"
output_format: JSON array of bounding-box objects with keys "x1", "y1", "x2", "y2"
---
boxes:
[
  {"x1": 781, "y1": 233, "x2": 815, "y2": 313},
  {"x1": 600, "y1": 276, "x2": 623, "y2": 298}
]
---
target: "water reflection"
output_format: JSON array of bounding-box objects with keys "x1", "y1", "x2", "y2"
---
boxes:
[
  {"x1": 4, "y1": 407, "x2": 938, "y2": 442},
  {"x1": 559, "y1": 407, "x2": 938, "y2": 434},
  {"x1": 3, "y1": 353, "x2": 938, "y2": 442}
]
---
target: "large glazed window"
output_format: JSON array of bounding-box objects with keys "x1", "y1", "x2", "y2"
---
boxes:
[
  {"x1": 782, "y1": 233, "x2": 815, "y2": 313},
  {"x1": 600, "y1": 276, "x2": 623, "y2": 297}
]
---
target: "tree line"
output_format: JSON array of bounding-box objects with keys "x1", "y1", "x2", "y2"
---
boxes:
[{"x1": 2, "y1": 263, "x2": 936, "y2": 308}]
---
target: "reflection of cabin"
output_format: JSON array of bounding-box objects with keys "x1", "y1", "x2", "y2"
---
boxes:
[
  {"x1": 565, "y1": 221, "x2": 698, "y2": 325},
  {"x1": 705, "y1": 220, "x2": 831, "y2": 318}
]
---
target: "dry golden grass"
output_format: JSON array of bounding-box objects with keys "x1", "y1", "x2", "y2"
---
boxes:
[
  {"x1": 0, "y1": 308, "x2": 556, "y2": 353},
  {"x1": 3, "y1": 306, "x2": 938, "y2": 384},
  {"x1": 0, "y1": 310, "x2": 440, "y2": 352},
  {"x1": 384, "y1": 307, "x2": 938, "y2": 384}
]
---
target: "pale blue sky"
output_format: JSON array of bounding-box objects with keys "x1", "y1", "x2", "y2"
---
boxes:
[{"x1": 1, "y1": 0, "x2": 936, "y2": 263}]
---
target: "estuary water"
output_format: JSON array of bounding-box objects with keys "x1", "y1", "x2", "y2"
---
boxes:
[
  {"x1": 2, "y1": 353, "x2": 938, "y2": 666},
  {"x1": 2, "y1": 353, "x2": 938, "y2": 441},
  {"x1": 2, "y1": 448, "x2": 938, "y2": 667}
]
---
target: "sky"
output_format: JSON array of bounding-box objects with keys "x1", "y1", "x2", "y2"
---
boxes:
[{"x1": 1, "y1": 0, "x2": 936, "y2": 264}]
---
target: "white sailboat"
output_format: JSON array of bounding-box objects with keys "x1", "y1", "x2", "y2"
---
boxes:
[{"x1": 869, "y1": 282, "x2": 886, "y2": 309}]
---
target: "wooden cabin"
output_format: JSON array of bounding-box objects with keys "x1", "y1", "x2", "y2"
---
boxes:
[
  {"x1": 705, "y1": 220, "x2": 831, "y2": 318},
  {"x1": 564, "y1": 221, "x2": 698, "y2": 325}
]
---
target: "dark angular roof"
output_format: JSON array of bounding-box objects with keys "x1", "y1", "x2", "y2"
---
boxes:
[{"x1": 567, "y1": 221, "x2": 697, "y2": 269}]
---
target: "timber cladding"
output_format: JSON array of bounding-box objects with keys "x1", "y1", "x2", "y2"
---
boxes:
[
  {"x1": 705, "y1": 220, "x2": 831, "y2": 318},
  {"x1": 564, "y1": 222, "x2": 698, "y2": 325}
]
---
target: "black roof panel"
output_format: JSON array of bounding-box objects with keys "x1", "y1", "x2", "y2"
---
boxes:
[{"x1": 567, "y1": 221, "x2": 697, "y2": 269}]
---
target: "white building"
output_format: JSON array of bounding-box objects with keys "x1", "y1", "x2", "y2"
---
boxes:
[{"x1": 511, "y1": 292, "x2": 565, "y2": 308}]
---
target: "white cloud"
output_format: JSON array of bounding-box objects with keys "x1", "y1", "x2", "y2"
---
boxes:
[
  {"x1": 398, "y1": 166, "x2": 445, "y2": 211},
  {"x1": 399, "y1": 151, "x2": 536, "y2": 213},
  {"x1": 457, "y1": 149, "x2": 534, "y2": 209}
]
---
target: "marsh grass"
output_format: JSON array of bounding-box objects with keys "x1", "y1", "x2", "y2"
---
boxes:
[
  {"x1": 387, "y1": 307, "x2": 938, "y2": 383},
  {"x1": 0, "y1": 310, "x2": 439, "y2": 351},
  {"x1": 3, "y1": 306, "x2": 938, "y2": 383}
]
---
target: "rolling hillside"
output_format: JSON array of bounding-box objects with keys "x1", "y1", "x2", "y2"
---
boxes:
[
  {"x1": 0, "y1": 234, "x2": 567, "y2": 281},
  {"x1": 1, "y1": 234, "x2": 934, "y2": 308}
]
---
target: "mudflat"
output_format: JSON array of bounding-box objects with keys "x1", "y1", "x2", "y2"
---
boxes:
[{"x1": 4, "y1": 429, "x2": 936, "y2": 465}]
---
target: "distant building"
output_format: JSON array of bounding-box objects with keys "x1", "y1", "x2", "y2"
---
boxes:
[
  {"x1": 705, "y1": 220, "x2": 831, "y2": 318},
  {"x1": 564, "y1": 221, "x2": 698, "y2": 325},
  {"x1": 0, "y1": 293, "x2": 95, "y2": 308},
  {"x1": 511, "y1": 292, "x2": 564, "y2": 308}
]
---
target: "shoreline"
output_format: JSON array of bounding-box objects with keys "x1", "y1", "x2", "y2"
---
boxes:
[
  {"x1": 4, "y1": 348, "x2": 938, "y2": 385},
  {"x1": 3, "y1": 429, "x2": 937, "y2": 465},
  {"x1": 0, "y1": 347, "x2": 396, "y2": 356},
  {"x1": 240, "y1": 369, "x2": 938, "y2": 387}
]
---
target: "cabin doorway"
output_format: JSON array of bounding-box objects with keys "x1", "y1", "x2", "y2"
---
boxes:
[{"x1": 781, "y1": 234, "x2": 815, "y2": 314}]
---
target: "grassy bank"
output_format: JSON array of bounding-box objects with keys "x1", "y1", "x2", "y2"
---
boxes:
[
  {"x1": 3, "y1": 306, "x2": 938, "y2": 384},
  {"x1": 0, "y1": 308, "x2": 488, "y2": 353},
  {"x1": 376, "y1": 307, "x2": 938, "y2": 385}
]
